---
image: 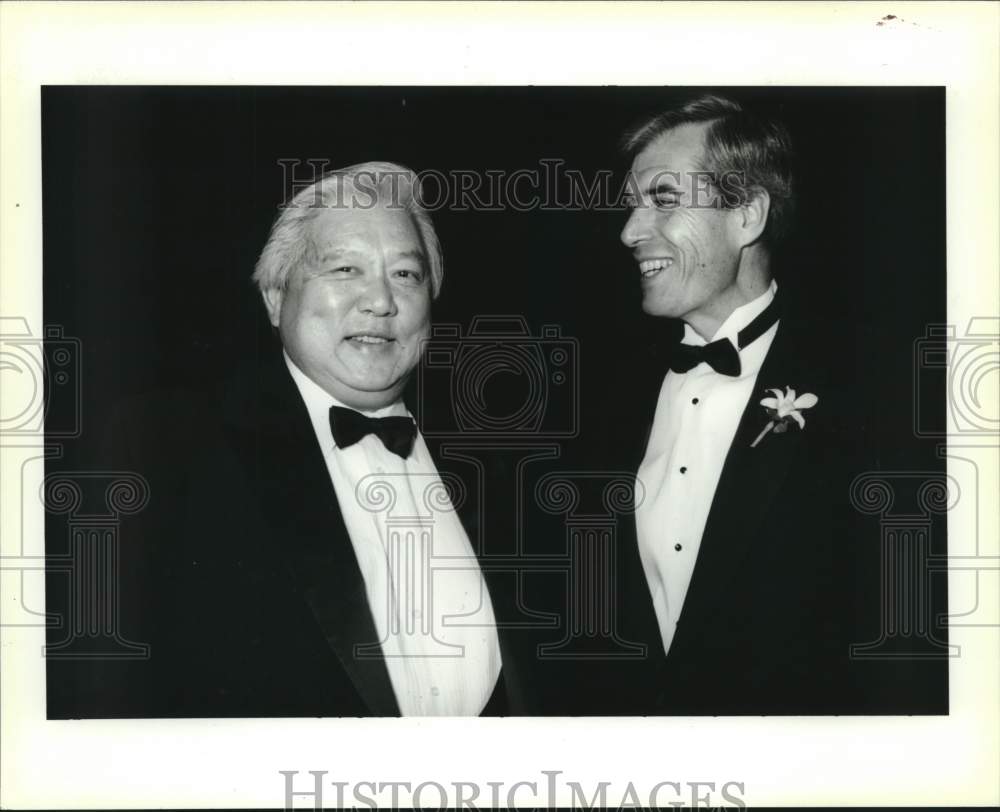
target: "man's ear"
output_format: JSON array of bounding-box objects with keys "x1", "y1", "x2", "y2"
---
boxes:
[
  {"x1": 736, "y1": 188, "x2": 771, "y2": 247},
  {"x1": 261, "y1": 286, "x2": 284, "y2": 328}
]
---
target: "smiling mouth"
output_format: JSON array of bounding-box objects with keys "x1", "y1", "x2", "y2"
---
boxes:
[
  {"x1": 347, "y1": 333, "x2": 395, "y2": 345},
  {"x1": 638, "y1": 258, "x2": 674, "y2": 278}
]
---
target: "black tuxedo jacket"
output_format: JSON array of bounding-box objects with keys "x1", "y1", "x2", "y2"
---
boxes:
[
  {"x1": 600, "y1": 308, "x2": 948, "y2": 715},
  {"x1": 72, "y1": 352, "x2": 535, "y2": 718}
]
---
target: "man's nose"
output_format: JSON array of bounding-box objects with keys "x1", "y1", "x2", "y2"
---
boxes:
[
  {"x1": 620, "y1": 206, "x2": 650, "y2": 249},
  {"x1": 358, "y1": 272, "x2": 397, "y2": 316}
]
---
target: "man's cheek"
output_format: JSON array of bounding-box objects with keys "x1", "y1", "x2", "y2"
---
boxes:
[
  {"x1": 671, "y1": 235, "x2": 700, "y2": 273},
  {"x1": 672, "y1": 207, "x2": 700, "y2": 229}
]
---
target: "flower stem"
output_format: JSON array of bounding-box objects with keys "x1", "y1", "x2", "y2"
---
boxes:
[{"x1": 751, "y1": 421, "x2": 775, "y2": 448}]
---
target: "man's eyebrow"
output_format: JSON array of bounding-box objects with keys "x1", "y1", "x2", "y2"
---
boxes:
[
  {"x1": 317, "y1": 248, "x2": 364, "y2": 263},
  {"x1": 646, "y1": 178, "x2": 683, "y2": 196},
  {"x1": 316, "y1": 247, "x2": 427, "y2": 263},
  {"x1": 389, "y1": 249, "x2": 427, "y2": 264}
]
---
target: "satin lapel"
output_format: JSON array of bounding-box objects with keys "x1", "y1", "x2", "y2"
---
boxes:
[
  {"x1": 671, "y1": 321, "x2": 809, "y2": 641},
  {"x1": 422, "y1": 438, "x2": 483, "y2": 552},
  {"x1": 224, "y1": 357, "x2": 399, "y2": 716}
]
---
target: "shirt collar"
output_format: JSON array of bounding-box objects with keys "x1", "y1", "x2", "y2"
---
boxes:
[
  {"x1": 682, "y1": 279, "x2": 778, "y2": 348},
  {"x1": 283, "y1": 351, "x2": 410, "y2": 452}
]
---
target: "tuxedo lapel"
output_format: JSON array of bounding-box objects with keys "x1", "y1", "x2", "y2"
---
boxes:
[
  {"x1": 223, "y1": 356, "x2": 400, "y2": 716},
  {"x1": 420, "y1": 438, "x2": 483, "y2": 550},
  {"x1": 670, "y1": 320, "x2": 811, "y2": 643}
]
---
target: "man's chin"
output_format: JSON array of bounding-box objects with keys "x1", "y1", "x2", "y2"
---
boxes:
[
  {"x1": 333, "y1": 377, "x2": 408, "y2": 410},
  {"x1": 641, "y1": 296, "x2": 681, "y2": 319}
]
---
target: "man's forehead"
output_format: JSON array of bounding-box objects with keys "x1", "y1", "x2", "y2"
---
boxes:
[
  {"x1": 630, "y1": 121, "x2": 711, "y2": 181},
  {"x1": 308, "y1": 204, "x2": 421, "y2": 249}
]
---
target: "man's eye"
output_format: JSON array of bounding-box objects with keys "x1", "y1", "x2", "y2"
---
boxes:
[
  {"x1": 325, "y1": 266, "x2": 356, "y2": 275},
  {"x1": 394, "y1": 269, "x2": 424, "y2": 283},
  {"x1": 653, "y1": 195, "x2": 681, "y2": 210}
]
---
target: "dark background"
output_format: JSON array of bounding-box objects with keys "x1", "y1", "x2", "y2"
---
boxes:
[
  {"x1": 43, "y1": 86, "x2": 948, "y2": 715},
  {"x1": 42, "y1": 86, "x2": 945, "y2": 469}
]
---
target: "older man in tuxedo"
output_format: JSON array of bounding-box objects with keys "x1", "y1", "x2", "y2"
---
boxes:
[
  {"x1": 91, "y1": 162, "x2": 529, "y2": 717},
  {"x1": 611, "y1": 95, "x2": 868, "y2": 714}
]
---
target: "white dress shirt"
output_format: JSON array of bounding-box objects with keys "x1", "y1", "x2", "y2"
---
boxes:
[
  {"x1": 635, "y1": 281, "x2": 779, "y2": 656},
  {"x1": 285, "y1": 353, "x2": 502, "y2": 716}
]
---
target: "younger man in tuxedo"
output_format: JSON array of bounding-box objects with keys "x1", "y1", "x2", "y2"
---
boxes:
[{"x1": 614, "y1": 95, "x2": 866, "y2": 714}]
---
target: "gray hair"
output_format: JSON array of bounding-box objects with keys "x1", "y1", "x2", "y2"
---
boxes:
[{"x1": 252, "y1": 161, "x2": 444, "y2": 298}]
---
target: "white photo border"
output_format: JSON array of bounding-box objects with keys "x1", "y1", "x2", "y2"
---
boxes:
[{"x1": 1, "y1": 2, "x2": 997, "y2": 808}]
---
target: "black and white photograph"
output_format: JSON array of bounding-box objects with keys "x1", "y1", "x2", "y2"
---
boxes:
[
  {"x1": 1, "y1": 2, "x2": 997, "y2": 810},
  {"x1": 41, "y1": 84, "x2": 950, "y2": 720}
]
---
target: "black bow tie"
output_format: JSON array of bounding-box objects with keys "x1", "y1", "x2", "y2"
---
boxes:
[
  {"x1": 667, "y1": 288, "x2": 782, "y2": 377},
  {"x1": 328, "y1": 406, "x2": 417, "y2": 459},
  {"x1": 669, "y1": 339, "x2": 741, "y2": 376}
]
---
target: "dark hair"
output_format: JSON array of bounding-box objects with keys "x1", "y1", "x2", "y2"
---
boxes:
[{"x1": 622, "y1": 94, "x2": 795, "y2": 245}]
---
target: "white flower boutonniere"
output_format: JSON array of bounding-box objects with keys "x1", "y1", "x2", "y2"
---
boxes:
[{"x1": 750, "y1": 386, "x2": 819, "y2": 448}]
